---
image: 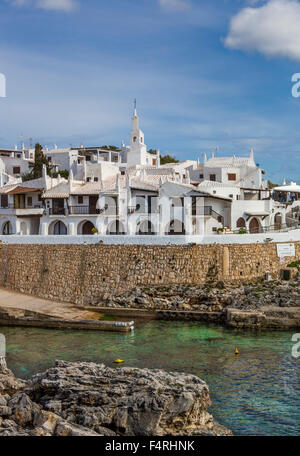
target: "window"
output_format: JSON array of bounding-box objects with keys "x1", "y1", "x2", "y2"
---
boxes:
[
  {"x1": 94, "y1": 177, "x2": 98, "y2": 182},
  {"x1": 86, "y1": 177, "x2": 91, "y2": 182},
  {"x1": 212, "y1": 227, "x2": 217, "y2": 232},
  {"x1": 133, "y1": 136, "x2": 137, "y2": 142},
  {"x1": 78, "y1": 196, "x2": 83, "y2": 204},
  {"x1": 13, "y1": 167, "x2": 21, "y2": 174},
  {"x1": 47, "y1": 157, "x2": 52, "y2": 162},
  {"x1": 27, "y1": 196, "x2": 32, "y2": 207},
  {"x1": 86, "y1": 156, "x2": 91, "y2": 161},
  {"x1": 228, "y1": 173, "x2": 236, "y2": 181},
  {"x1": 121, "y1": 171, "x2": 125, "y2": 176},
  {"x1": 1, "y1": 195, "x2": 8, "y2": 208},
  {"x1": 209, "y1": 174, "x2": 216, "y2": 181},
  {"x1": 17, "y1": 154, "x2": 21, "y2": 158},
  {"x1": 199, "y1": 174, "x2": 204, "y2": 179},
  {"x1": 38, "y1": 194, "x2": 42, "y2": 201}
]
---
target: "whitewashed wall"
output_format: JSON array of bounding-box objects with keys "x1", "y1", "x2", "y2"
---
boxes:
[{"x1": 1, "y1": 229, "x2": 300, "y2": 245}]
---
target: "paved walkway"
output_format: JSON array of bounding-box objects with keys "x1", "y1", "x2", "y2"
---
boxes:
[{"x1": 0, "y1": 288, "x2": 101, "y2": 321}]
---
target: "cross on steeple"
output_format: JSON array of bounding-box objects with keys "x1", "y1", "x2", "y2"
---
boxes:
[{"x1": 134, "y1": 98, "x2": 137, "y2": 111}]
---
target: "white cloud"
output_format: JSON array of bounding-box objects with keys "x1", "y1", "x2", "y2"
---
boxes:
[
  {"x1": 37, "y1": 0, "x2": 77, "y2": 11},
  {"x1": 6, "y1": 0, "x2": 78, "y2": 11},
  {"x1": 224, "y1": 0, "x2": 300, "y2": 61},
  {"x1": 159, "y1": 0, "x2": 191, "y2": 12}
]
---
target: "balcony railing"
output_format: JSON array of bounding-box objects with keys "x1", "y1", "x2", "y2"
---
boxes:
[
  {"x1": 49, "y1": 208, "x2": 66, "y2": 216},
  {"x1": 69, "y1": 206, "x2": 100, "y2": 215},
  {"x1": 128, "y1": 205, "x2": 159, "y2": 215},
  {"x1": 0, "y1": 203, "x2": 44, "y2": 210}
]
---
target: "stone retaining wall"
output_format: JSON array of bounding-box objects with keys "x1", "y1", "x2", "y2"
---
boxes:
[{"x1": 0, "y1": 242, "x2": 299, "y2": 305}]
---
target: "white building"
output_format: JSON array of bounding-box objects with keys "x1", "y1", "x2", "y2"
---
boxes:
[{"x1": 0, "y1": 107, "x2": 294, "y2": 237}]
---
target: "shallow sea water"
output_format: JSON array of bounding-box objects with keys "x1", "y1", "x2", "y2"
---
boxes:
[{"x1": 1, "y1": 320, "x2": 299, "y2": 436}]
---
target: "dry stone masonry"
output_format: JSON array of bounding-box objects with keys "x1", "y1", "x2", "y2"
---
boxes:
[{"x1": 0, "y1": 242, "x2": 300, "y2": 306}]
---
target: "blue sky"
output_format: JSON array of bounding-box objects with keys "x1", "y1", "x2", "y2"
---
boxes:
[{"x1": 1, "y1": 0, "x2": 300, "y2": 182}]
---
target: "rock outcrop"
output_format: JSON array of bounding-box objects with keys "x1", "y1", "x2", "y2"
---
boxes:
[
  {"x1": 100, "y1": 278, "x2": 300, "y2": 329},
  {"x1": 0, "y1": 360, "x2": 231, "y2": 436}
]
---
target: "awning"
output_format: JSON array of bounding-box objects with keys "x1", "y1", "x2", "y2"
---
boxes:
[
  {"x1": 273, "y1": 183, "x2": 300, "y2": 192},
  {"x1": 8, "y1": 186, "x2": 43, "y2": 195}
]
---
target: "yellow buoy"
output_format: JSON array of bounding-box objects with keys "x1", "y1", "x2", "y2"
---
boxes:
[
  {"x1": 235, "y1": 347, "x2": 239, "y2": 355},
  {"x1": 114, "y1": 359, "x2": 124, "y2": 364}
]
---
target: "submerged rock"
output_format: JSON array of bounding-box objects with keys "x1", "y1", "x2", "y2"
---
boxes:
[{"x1": 0, "y1": 360, "x2": 231, "y2": 436}]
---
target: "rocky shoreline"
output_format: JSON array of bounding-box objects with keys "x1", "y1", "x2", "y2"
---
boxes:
[
  {"x1": 99, "y1": 277, "x2": 300, "y2": 329},
  {"x1": 0, "y1": 359, "x2": 231, "y2": 436}
]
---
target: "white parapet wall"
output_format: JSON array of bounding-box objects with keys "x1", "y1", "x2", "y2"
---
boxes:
[{"x1": 1, "y1": 230, "x2": 300, "y2": 245}]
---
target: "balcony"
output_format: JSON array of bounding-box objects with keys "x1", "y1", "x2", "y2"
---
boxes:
[
  {"x1": 49, "y1": 207, "x2": 66, "y2": 216},
  {"x1": 128, "y1": 205, "x2": 159, "y2": 215},
  {"x1": 69, "y1": 206, "x2": 100, "y2": 215},
  {"x1": 0, "y1": 204, "x2": 44, "y2": 216}
]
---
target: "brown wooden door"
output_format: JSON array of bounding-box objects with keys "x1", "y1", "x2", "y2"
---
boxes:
[{"x1": 249, "y1": 218, "x2": 260, "y2": 233}]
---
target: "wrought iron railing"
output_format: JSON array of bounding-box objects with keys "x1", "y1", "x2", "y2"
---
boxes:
[
  {"x1": 1, "y1": 203, "x2": 44, "y2": 210},
  {"x1": 230, "y1": 223, "x2": 299, "y2": 235},
  {"x1": 49, "y1": 208, "x2": 66, "y2": 216},
  {"x1": 69, "y1": 206, "x2": 100, "y2": 215}
]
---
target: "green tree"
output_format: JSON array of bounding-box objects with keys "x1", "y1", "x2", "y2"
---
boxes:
[
  {"x1": 32, "y1": 143, "x2": 52, "y2": 179},
  {"x1": 268, "y1": 180, "x2": 278, "y2": 189},
  {"x1": 51, "y1": 170, "x2": 69, "y2": 179},
  {"x1": 21, "y1": 171, "x2": 34, "y2": 182},
  {"x1": 160, "y1": 154, "x2": 179, "y2": 165},
  {"x1": 100, "y1": 145, "x2": 119, "y2": 151}
]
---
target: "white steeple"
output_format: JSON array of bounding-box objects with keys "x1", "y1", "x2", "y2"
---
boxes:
[
  {"x1": 128, "y1": 100, "x2": 148, "y2": 167},
  {"x1": 131, "y1": 99, "x2": 139, "y2": 131}
]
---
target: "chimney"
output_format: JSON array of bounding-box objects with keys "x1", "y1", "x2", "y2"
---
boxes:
[
  {"x1": 69, "y1": 169, "x2": 73, "y2": 192},
  {"x1": 42, "y1": 164, "x2": 47, "y2": 180},
  {"x1": 186, "y1": 170, "x2": 190, "y2": 185},
  {"x1": 156, "y1": 149, "x2": 160, "y2": 167}
]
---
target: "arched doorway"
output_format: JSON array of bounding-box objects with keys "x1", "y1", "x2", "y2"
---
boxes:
[
  {"x1": 137, "y1": 220, "x2": 155, "y2": 235},
  {"x1": 166, "y1": 219, "x2": 185, "y2": 235},
  {"x1": 249, "y1": 218, "x2": 260, "y2": 234},
  {"x1": 236, "y1": 217, "x2": 246, "y2": 228},
  {"x1": 2, "y1": 221, "x2": 12, "y2": 235},
  {"x1": 274, "y1": 213, "x2": 282, "y2": 230},
  {"x1": 82, "y1": 221, "x2": 95, "y2": 235},
  {"x1": 53, "y1": 221, "x2": 67, "y2": 235},
  {"x1": 107, "y1": 220, "x2": 125, "y2": 235}
]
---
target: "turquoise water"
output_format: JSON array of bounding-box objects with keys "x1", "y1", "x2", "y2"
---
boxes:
[{"x1": 1, "y1": 320, "x2": 299, "y2": 436}]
